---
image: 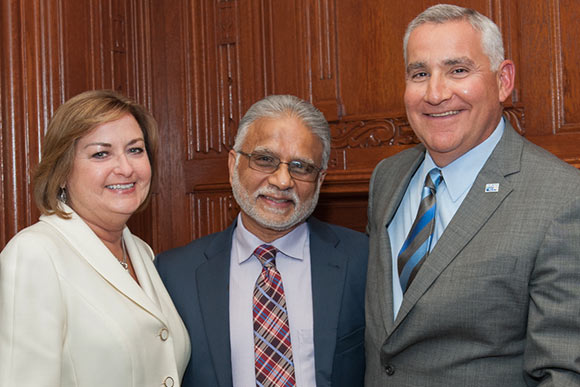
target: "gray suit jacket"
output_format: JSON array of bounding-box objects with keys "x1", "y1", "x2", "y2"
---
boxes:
[
  {"x1": 365, "y1": 124, "x2": 580, "y2": 387},
  {"x1": 156, "y1": 217, "x2": 368, "y2": 387}
]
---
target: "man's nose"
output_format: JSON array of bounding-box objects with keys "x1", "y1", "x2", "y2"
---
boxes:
[
  {"x1": 267, "y1": 163, "x2": 294, "y2": 190},
  {"x1": 424, "y1": 73, "x2": 451, "y2": 104}
]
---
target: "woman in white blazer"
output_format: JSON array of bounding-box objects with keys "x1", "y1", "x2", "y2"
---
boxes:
[{"x1": 0, "y1": 90, "x2": 190, "y2": 387}]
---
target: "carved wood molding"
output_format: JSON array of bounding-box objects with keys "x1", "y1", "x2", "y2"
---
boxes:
[
  {"x1": 309, "y1": 0, "x2": 342, "y2": 121},
  {"x1": 330, "y1": 116, "x2": 414, "y2": 149},
  {"x1": 329, "y1": 106, "x2": 526, "y2": 150},
  {"x1": 503, "y1": 105, "x2": 525, "y2": 135},
  {"x1": 183, "y1": 0, "x2": 239, "y2": 158},
  {"x1": 190, "y1": 192, "x2": 238, "y2": 239}
]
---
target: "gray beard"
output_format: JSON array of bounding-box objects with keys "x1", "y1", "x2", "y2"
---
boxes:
[{"x1": 231, "y1": 162, "x2": 321, "y2": 232}]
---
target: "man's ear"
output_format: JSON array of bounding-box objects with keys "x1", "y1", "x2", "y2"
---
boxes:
[
  {"x1": 497, "y1": 59, "x2": 516, "y2": 103},
  {"x1": 228, "y1": 149, "x2": 237, "y2": 185}
]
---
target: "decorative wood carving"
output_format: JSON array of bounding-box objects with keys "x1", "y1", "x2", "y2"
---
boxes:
[
  {"x1": 309, "y1": 0, "x2": 342, "y2": 121},
  {"x1": 503, "y1": 106, "x2": 525, "y2": 135},
  {"x1": 330, "y1": 117, "x2": 412, "y2": 149},
  {"x1": 191, "y1": 192, "x2": 238, "y2": 240},
  {"x1": 2, "y1": 0, "x2": 580, "y2": 250},
  {"x1": 328, "y1": 105, "x2": 525, "y2": 151},
  {"x1": 182, "y1": 0, "x2": 239, "y2": 158}
]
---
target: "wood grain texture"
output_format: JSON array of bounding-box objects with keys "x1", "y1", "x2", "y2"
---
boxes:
[
  {"x1": 0, "y1": 0, "x2": 153, "y2": 248},
  {"x1": 1, "y1": 0, "x2": 63, "y2": 247},
  {"x1": 2, "y1": 0, "x2": 580, "y2": 251}
]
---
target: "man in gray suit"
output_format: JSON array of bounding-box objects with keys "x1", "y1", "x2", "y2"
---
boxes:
[
  {"x1": 156, "y1": 95, "x2": 368, "y2": 387},
  {"x1": 365, "y1": 4, "x2": 580, "y2": 386}
]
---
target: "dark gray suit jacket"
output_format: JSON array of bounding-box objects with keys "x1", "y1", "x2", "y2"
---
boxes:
[
  {"x1": 365, "y1": 124, "x2": 580, "y2": 386},
  {"x1": 156, "y1": 217, "x2": 368, "y2": 387}
]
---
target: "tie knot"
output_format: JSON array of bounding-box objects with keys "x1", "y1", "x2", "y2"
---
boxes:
[
  {"x1": 425, "y1": 168, "x2": 443, "y2": 192},
  {"x1": 253, "y1": 244, "x2": 277, "y2": 268}
]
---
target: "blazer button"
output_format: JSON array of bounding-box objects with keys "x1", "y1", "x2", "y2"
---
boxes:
[
  {"x1": 163, "y1": 376, "x2": 174, "y2": 386},
  {"x1": 159, "y1": 327, "x2": 169, "y2": 341},
  {"x1": 384, "y1": 364, "x2": 395, "y2": 376}
]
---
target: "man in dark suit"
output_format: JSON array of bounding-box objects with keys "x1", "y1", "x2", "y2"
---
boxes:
[
  {"x1": 156, "y1": 94, "x2": 368, "y2": 387},
  {"x1": 365, "y1": 4, "x2": 580, "y2": 387}
]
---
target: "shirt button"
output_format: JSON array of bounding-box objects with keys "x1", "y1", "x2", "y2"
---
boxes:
[
  {"x1": 163, "y1": 376, "x2": 174, "y2": 386},
  {"x1": 384, "y1": 364, "x2": 395, "y2": 376},
  {"x1": 159, "y1": 327, "x2": 169, "y2": 341}
]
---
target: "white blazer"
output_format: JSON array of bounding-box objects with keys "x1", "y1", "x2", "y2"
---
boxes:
[{"x1": 0, "y1": 204, "x2": 190, "y2": 387}]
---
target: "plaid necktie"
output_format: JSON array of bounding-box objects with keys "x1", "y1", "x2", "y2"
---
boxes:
[
  {"x1": 253, "y1": 244, "x2": 296, "y2": 387},
  {"x1": 398, "y1": 168, "x2": 444, "y2": 293}
]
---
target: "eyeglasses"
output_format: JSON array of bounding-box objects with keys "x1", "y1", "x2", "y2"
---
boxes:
[{"x1": 237, "y1": 151, "x2": 322, "y2": 182}]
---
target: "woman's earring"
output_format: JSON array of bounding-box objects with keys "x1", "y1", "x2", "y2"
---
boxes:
[{"x1": 58, "y1": 187, "x2": 67, "y2": 203}]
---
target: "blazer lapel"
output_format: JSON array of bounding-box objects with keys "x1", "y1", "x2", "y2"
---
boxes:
[
  {"x1": 41, "y1": 206, "x2": 167, "y2": 323},
  {"x1": 308, "y1": 218, "x2": 349, "y2": 380},
  {"x1": 196, "y1": 222, "x2": 235, "y2": 387},
  {"x1": 394, "y1": 124, "x2": 522, "y2": 328},
  {"x1": 125, "y1": 231, "x2": 164, "y2": 311}
]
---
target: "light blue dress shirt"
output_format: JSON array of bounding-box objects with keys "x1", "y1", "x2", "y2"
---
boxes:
[
  {"x1": 388, "y1": 118, "x2": 506, "y2": 318},
  {"x1": 229, "y1": 214, "x2": 316, "y2": 387}
]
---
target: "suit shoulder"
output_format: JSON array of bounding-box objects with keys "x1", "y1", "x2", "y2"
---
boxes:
[
  {"x1": 311, "y1": 219, "x2": 368, "y2": 255},
  {"x1": 370, "y1": 145, "x2": 423, "y2": 190},
  {"x1": 374, "y1": 145, "x2": 424, "y2": 172},
  {"x1": 2, "y1": 221, "x2": 63, "y2": 254},
  {"x1": 520, "y1": 138, "x2": 580, "y2": 187},
  {"x1": 156, "y1": 231, "x2": 224, "y2": 267},
  {"x1": 0, "y1": 221, "x2": 68, "y2": 277},
  {"x1": 325, "y1": 222, "x2": 368, "y2": 243}
]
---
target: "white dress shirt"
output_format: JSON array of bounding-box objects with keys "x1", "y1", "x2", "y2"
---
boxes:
[
  {"x1": 229, "y1": 214, "x2": 316, "y2": 386},
  {"x1": 388, "y1": 118, "x2": 506, "y2": 317}
]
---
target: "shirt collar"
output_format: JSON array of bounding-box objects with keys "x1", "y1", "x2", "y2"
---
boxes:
[
  {"x1": 233, "y1": 213, "x2": 309, "y2": 264},
  {"x1": 423, "y1": 117, "x2": 505, "y2": 202}
]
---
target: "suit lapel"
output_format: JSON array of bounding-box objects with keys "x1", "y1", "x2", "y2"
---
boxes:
[
  {"x1": 196, "y1": 222, "x2": 235, "y2": 387},
  {"x1": 41, "y1": 206, "x2": 167, "y2": 323},
  {"x1": 308, "y1": 218, "x2": 349, "y2": 380},
  {"x1": 374, "y1": 148, "x2": 425, "y2": 334},
  {"x1": 378, "y1": 150, "x2": 425, "y2": 233},
  {"x1": 394, "y1": 125, "x2": 522, "y2": 328}
]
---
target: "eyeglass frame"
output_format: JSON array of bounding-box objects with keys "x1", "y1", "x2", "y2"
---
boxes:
[{"x1": 236, "y1": 150, "x2": 324, "y2": 182}]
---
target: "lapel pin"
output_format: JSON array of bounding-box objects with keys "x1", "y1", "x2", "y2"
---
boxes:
[{"x1": 485, "y1": 183, "x2": 499, "y2": 193}]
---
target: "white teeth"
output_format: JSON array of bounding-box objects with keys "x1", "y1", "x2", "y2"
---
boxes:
[
  {"x1": 429, "y1": 110, "x2": 459, "y2": 117},
  {"x1": 106, "y1": 183, "x2": 134, "y2": 190}
]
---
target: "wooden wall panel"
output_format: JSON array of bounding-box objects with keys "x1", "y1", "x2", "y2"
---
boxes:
[
  {"x1": 148, "y1": 0, "x2": 186, "y2": 252},
  {"x1": 191, "y1": 192, "x2": 238, "y2": 239},
  {"x1": 308, "y1": 0, "x2": 341, "y2": 121},
  {"x1": 334, "y1": 0, "x2": 516, "y2": 120},
  {"x1": 518, "y1": 0, "x2": 580, "y2": 168},
  {"x1": 261, "y1": 0, "x2": 308, "y2": 97},
  {"x1": 182, "y1": 0, "x2": 238, "y2": 157},
  {"x1": 518, "y1": 0, "x2": 559, "y2": 136},
  {"x1": 554, "y1": 0, "x2": 580, "y2": 131},
  {"x1": 1, "y1": 0, "x2": 64, "y2": 247},
  {"x1": 0, "y1": 0, "x2": 153, "y2": 248},
  {"x1": 3, "y1": 0, "x2": 580, "y2": 251}
]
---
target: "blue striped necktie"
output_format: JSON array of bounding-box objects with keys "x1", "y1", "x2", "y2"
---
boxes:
[
  {"x1": 398, "y1": 168, "x2": 443, "y2": 293},
  {"x1": 253, "y1": 244, "x2": 296, "y2": 387}
]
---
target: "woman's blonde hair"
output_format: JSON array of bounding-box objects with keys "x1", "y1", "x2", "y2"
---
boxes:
[{"x1": 33, "y1": 89, "x2": 158, "y2": 218}]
